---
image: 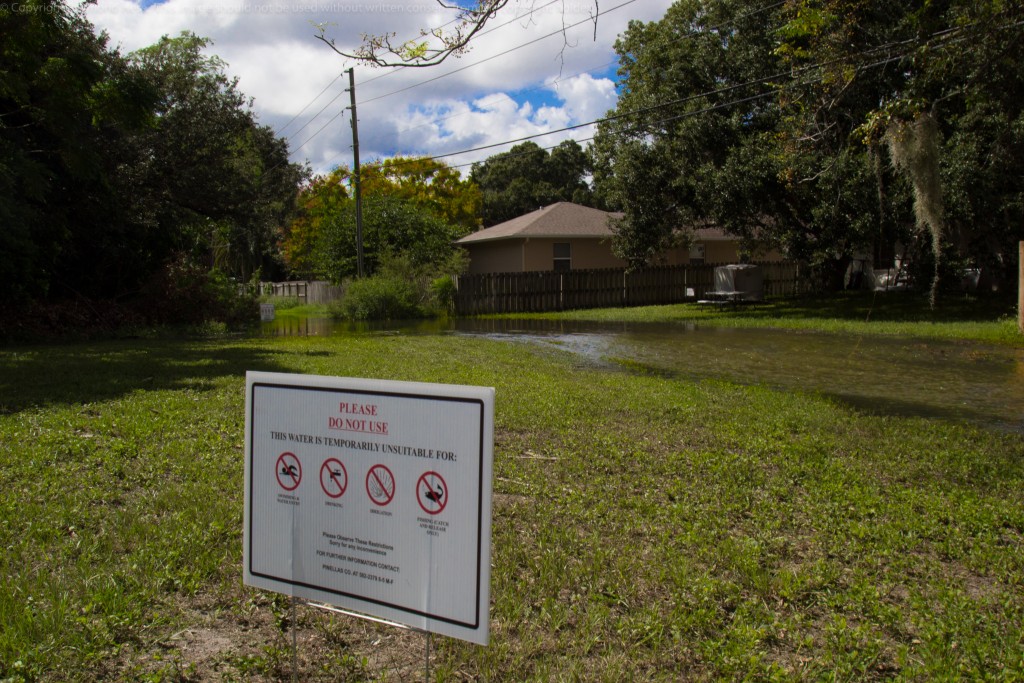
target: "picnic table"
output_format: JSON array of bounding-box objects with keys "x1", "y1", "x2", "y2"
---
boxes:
[{"x1": 697, "y1": 290, "x2": 753, "y2": 308}]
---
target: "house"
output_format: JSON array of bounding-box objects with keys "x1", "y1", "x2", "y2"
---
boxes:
[{"x1": 455, "y1": 202, "x2": 780, "y2": 275}]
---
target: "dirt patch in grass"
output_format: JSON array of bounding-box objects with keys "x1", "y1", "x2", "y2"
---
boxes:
[{"x1": 116, "y1": 582, "x2": 442, "y2": 681}]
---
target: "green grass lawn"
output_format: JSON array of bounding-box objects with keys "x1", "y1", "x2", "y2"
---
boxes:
[
  {"x1": 258, "y1": 299, "x2": 332, "y2": 320},
  {"x1": 500, "y1": 291, "x2": 1023, "y2": 346},
  {"x1": 0, "y1": 322, "x2": 1022, "y2": 680}
]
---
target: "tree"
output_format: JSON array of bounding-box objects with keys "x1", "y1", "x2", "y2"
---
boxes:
[
  {"x1": 0, "y1": 0, "x2": 155, "y2": 298},
  {"x1": 356, "y1": 156, "x2": 482, "y2": 232},
  {"x1": 280, "y1": 170, "x2": 349, "y2": 279},
  {"x1": 282, "y1": 157, "x2": 477, "y2": 281},
  {"x1": 127, "y1": 33, "x2": 308, "y2": 282},
  {"x1": 602, "y1": 139, "x2": 684, "y2": 266},
  {"x1": 592, "y1": 0, "x2": 1022, "y2": 298},
  {"x1": 777, "y1": 0, "x2": 1024, "y2": 301},
  {"x1": 547, "y1": 140, "x2": 594, "y2": 206},
  {"x1": 0, "y1": 9, "x2": 306, "y2": 309},
  {"x1": 313, "y1": 195, "x2": 464, "y2": 284},
  {"x1": 470, "y1": 140, "x2": 594, "y2": 226},
  {"x1": 593, "y1": 0, "x2": 817, "y2": 269}
]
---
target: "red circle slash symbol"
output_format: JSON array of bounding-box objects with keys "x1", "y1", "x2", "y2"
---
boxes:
[
  {"x1": 365, "y1": 465, "x2": 395, "y2": 506},
  {"x1": 276, "y1": 452, "x2": 301, "y2": 491},
  {"x1": 320, "y1": 458, "x2": 348, "y2": 498},
  {"x1": 417, "y1": 471, "x2": 448, "y2": 515}
]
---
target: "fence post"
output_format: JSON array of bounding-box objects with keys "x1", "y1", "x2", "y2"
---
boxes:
[{"x1": 1018, "y1": 241, "x2": 1023, "y2": 334}]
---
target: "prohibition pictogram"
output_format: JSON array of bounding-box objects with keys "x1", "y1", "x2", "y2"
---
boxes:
[
  {"x1": 417, "y1": 471, "x2": 448, "y2": 515},
  {"x1": 365, "y1": 464, "x2": 395, "y2": 506},
  {"x1": 276, "y1": 452, "x2": 301, "y2": 491},
  {"x1": 319, "y1": 458, "x2": 348, "y2": 498}
]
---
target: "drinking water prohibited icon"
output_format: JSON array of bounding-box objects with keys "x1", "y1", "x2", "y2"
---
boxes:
[
  {"x1": 366, "y1": 464, "x2": 396, "y2": 506},
  {"x1": 276, "y1": 452, "x2": 301, "y2": 491},
  {"x1": 320, "y1": 458, "x2": 348, "y2": 498},
  {"x1": 417, "y1": 471, "x2": 448, "y2": 515}
]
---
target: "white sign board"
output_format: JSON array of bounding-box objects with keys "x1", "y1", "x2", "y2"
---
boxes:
[{"x1": 243, "y1": 371, "x2": 495, "y2": 645}]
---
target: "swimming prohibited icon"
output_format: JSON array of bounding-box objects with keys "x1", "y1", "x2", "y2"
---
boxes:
[
  {"x1": 276, "y1": 452, "x2": 301, "y2": 491},
  {"x1": 365, "y1": 464, "x2": 395, "y2": 506},
  {"x1": 417, "y1": 471, "x2": 448, "y2": 515},
  {"x1": 320, "y1": 458, "x2": 348, "y2": 498}
]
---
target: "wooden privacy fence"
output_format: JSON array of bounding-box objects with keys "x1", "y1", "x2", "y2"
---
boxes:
[
  {"x1": 259, "y1": 280, "x2": 344, "y2": 305},
  {"x1": 453, "y1": 262, "x2": 818, "y2": 315}
]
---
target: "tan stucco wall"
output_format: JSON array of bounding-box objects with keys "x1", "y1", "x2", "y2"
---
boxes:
[
  {"x1": 463, "y1": 241, "x2": 524, "y2": 274},
  {"x1": 659, "y1": 246, "x2": 692, "y2": 265},
  {"x1": 706, "y1": 241, "x2": 740, "y2": 263},
  {"x1": 710, "y1": 242, "x2": 785, "y2": 263},
  {"x1": 522, "y1": 238, "x2": 627, "y2": 271},
  {"x1": 463, "y1": 237, "x2": 784, "y2": 274}
]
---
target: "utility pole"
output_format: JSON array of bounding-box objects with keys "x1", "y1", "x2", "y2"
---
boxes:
[{"x1": 347, "y1": 67, "x2": 365, "y2": 278}]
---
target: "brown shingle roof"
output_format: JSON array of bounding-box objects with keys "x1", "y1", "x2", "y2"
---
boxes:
[
  {"x1": 456, "y1": 203, "x2": 743, "y2": 245},
  {"x1": 455, "y1": 202, "x2": 622, "y2": 244}
]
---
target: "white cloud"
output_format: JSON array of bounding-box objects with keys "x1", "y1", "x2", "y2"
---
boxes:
[
  {"x1": 545, "y1": 72, "x2": 617, "y2": 124},
  {"x1": 227, "y1": 40, "x2": 344, "y2": 119},
  {"x1": 87, "y1": 0, "x2": 675, "y2": 176}
]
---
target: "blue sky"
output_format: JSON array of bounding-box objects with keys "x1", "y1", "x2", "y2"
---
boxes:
[{"x1": 88, "y1": 0, "x2": 674, "y2": 175}]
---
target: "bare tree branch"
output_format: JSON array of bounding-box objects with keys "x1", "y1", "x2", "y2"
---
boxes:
[
  {"x1": 314, "y1": 0, "x2": 512, "y2": 68},
  {"x1": 315, "y1": 0, "x2": 603, "y2": 69}
]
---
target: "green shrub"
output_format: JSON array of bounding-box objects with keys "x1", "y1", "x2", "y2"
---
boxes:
[
  {"x1": 331, "y1": 249, "x2": 467, "y2": 321},
  {"x1": 138, "y1": 253, "x2": 257, "y2": 326},
  {"x1": 430, "y1": 275, "x2": 458, "y2": 314},
  {"x1": 337, "y1": 274, "x2": 421, "y2": 321},
  {"x1": 258, "y1": 295, "x2": 303, "y2": 310}
]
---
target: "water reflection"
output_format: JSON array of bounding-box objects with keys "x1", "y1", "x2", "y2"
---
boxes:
[
  {"x1": 477, "y1": 322, "x2": 1024, "y2": 432},
  {"x1": 260, "y1": 316, "x2": 452, "y2": 337},
  {"x1": 258, "y1": 316, "x2": 1024, "y2": 432}
]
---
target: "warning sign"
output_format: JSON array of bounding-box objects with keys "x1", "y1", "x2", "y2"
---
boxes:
[
  {"x1": 276, "y1": 452, "x2": 301, "y2": 491},
  {"x1": 320, "y1": 458, "x2": 347, "y2": 499},
  {"x1": 417, "y1": 471, "x2": 448, "y2": 515},
  {"x1": 243, "y1": 372, "x2": 495, "y2": 645},
  {"x1": 366, "y1": 465, "x2": 395, "y2": 506}
]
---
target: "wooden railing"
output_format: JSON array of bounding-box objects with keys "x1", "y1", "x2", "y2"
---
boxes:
[
  {"x1": 258, "y1": 281, "x2": 344, "y2": 305},
  {"x1": 453, "y1": 262, "x2": 818, "y2": 315}
]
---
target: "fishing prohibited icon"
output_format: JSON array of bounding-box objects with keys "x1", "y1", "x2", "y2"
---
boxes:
[
  {"x1": 417, "y1": 471, "x2": 448, "y2": 515},
  {"x1": 320, "y1": 458, "x2": 348, "y2": 498},
  {"x1": 276, "y1": 452, "x2": 301, "y2": 491},
  {"x1": 366, "y1": 464, "x2": 395, "y2": 506}
]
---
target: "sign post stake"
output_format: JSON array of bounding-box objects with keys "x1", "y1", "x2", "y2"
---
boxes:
[
  {"x1": 291, "y1": 596, "x2": 298, "y2": 683},
  {"x1": 425, "y1": 631, "x2": 431, "y2": 683}
]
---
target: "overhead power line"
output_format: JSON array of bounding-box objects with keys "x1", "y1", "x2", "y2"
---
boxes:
[
  {"x1": 390, "y1": 0, "x2": 785, "y2": 139},
  {"x1": 359, "y1": 23, "x2": 994, "y2": 174},
  {"x1": 307, "y1": 0, "x2": 787, "y2": 170},
  {"x1": 295, "y1": 10, "x2": 1018, "y2": 177},
  {"x1": 279, "y1": 0, "x2": 566, "y2": 146},
  {"x1": 274, "y1": 71, "x2": 344, "y2": 136},
  {"x1": 289, "y1": 107, "x2": 346, "y2": 157},
  {"x1": 273, "y1": 8, "x2": 474, "y2": 137},
  {"x1": 360, "y1": 0, "x2": 640, "y2": 106},
  {"x1": 292, "y1": 0, "x2": 639, "y2": 165},
  {"x1": 357, "y1": 0, "x2": 565, "y2": 88}
]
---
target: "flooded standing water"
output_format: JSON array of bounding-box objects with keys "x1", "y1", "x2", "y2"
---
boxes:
[{"x1": 259, "y1": 316, "x2": 1024, "y2": 432}]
